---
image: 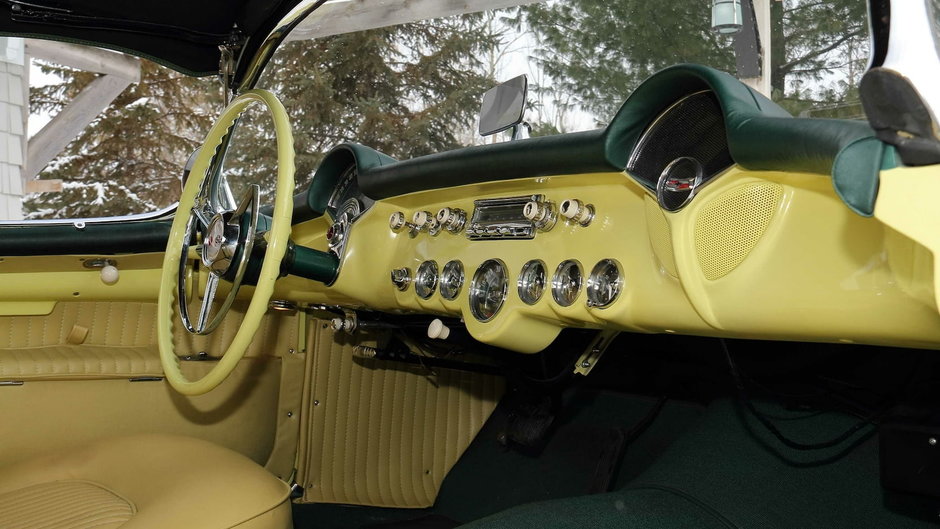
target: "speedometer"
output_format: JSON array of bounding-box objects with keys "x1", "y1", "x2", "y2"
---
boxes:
[
  {"x1": 327, "y1": 165, "x2": 358, "y2": 215},
  {"x1": 469, "y1": 259, "x2": 508, "y2": 322}
]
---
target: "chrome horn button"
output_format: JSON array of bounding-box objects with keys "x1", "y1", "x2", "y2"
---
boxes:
[{"x1": 201, "y1": 213, "x2": 240, "y2": 274}]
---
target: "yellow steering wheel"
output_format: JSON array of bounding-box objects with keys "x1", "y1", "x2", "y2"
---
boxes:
[{"x1": 157, "y1": 90, "x2": 294, "y2": 396}]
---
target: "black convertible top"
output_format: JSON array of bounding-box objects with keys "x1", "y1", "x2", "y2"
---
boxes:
[{"x1": 0, "y1": 0, "x2": 304, "y2": 76}]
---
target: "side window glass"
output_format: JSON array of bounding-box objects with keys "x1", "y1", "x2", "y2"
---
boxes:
[{"x1": 0, "y1": 37, "x2": 218, "y2": 221}]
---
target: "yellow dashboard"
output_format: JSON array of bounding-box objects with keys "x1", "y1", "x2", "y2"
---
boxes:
[{"x1": 278, "y1": 164, "x2": 940, "y2": 353}]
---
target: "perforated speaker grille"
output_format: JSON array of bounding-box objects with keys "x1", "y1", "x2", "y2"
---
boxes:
[
  {"x1": 628, "y1": 91, "x2": 733, "y2": 190},
  {"x1": 694, "y1": 183, "x2": 783, "y2": 280},
  {"x1": 644, "y1": 196, "x2": 677, "y2": 277}
]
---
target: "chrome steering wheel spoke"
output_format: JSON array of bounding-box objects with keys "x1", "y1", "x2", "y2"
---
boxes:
[
  {"x1": 177, "y1": 184, "x2": 261, "y2": 336},
  {"x1": 195, "y1": 273, "x2": 220, "y2": 333}
]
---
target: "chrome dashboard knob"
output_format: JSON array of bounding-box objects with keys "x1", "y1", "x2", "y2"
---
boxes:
[
  {"x1": 412, "y1": 210, "x2": 441, "y2": 235},
  {"x1": 390, "y1": 267, "x2": 412, "y2": 291},
  {"x1": 560, "y1": 199, "x2": 594, "y2": 227},
  {"x1": 412, "y1": 211, "x2": 433, "y2": 228},
  {"x1": 389, "y1": 211, "x2": 406, "y2": 231},
  {"x1": 436, "y1": 207, "x2": 467, "y2": 233},
  {"x1": 523, "y1": 200, "x2": 557, "y2": 231}
]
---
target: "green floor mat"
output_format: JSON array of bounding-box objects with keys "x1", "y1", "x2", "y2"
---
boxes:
[{"x1": 464, "y1": 399, "x2": 928, "y2": 529}]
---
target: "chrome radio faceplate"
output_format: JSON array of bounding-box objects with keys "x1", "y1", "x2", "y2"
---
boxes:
[{"x1": 466, "y1": 195, "x2": 542, "y2": 240}]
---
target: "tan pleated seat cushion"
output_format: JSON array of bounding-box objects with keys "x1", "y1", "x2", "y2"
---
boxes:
[
  {"x1": 0, "y1": 480, "x2": 134, "y2": 529},
  {"x1": 0, "y1": 434, "x2": 292, "y2": 529}
]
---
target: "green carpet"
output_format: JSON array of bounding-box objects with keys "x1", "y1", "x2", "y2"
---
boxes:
[{"x1": 463, "y1": 400, "x2": 926, "y2": 529}]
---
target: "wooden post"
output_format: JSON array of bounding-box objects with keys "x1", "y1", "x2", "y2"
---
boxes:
[{"x1": 24, "y1": 40, "x2": 140, "y2": 180}]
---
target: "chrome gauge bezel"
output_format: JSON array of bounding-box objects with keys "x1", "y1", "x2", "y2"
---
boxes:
[
  {"x1": 469, "y1": 259, "x2": 509, "y2": 322},
  {"x1": 414, "y1": 260, "x2": 439, "y2": 299},
  {"x1": 552, "y1": 259, "x2": 583, "y2": 307},
  {"x1": 439, "y1": 260, "x2": 465, "y2": 301},
  {"x1": 586, "y1": 258, "x2": 624, "y2": 308},
  {"x1": 517, "y1": 259, "x2": 547, "y2": 305}
]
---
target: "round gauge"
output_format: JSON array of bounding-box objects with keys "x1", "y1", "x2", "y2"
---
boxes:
[
  {"x1": 415, "y1": 260, "x2": 439, "y2": 299},
  {"x1": 440, "y1": 260, "x2": 465, "y2": 301},
  {"x1": 552, "y1": 260, "x2": 583, "y2": 307},
  {"x1": 469, "y1": 259, "x2": 509, "y2": 322},
  {"x1": 517, "y1": 260, "x2": 546, "y2": 305},
  {"x1": 586, "y1": 259, "x2": 624, "y2": 308}
]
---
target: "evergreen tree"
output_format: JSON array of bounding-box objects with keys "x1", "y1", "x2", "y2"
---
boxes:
[
  {"x1": 518, "y1": 0, "x2": 867, "y2": 123},
  {"x1": 770, "y1": 0, "x2": 868, "y2": 115},
  {"x1": 25, "y1": 14, "x2": 500, "y2": 217},
  {"x1": 518, "y1": 0, "x2": 736, "y2": 122},
  {"x1": 25, "y1": 60, "x2": 220, "y2": 219},
  {"x1": 224, "y1": 14, "x2": 500, "y2": 195}
]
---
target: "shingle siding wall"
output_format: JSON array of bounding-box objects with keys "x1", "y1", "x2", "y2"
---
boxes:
[{"x1": 0, "y1": 38, "x2": 27, "y2": 220}]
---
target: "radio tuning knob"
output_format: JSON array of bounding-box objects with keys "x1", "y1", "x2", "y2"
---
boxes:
[
  {"x1": 560, "y1": 199, "x2": 595, "y2": 227},
  {"x1": 436, "y1": 207, "x2": 466, "y2": 233},
  {"x1": 523, "y1": 200, "x2": 557, "y2": 231}
]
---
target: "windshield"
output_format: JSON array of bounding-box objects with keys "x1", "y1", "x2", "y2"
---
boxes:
[{"x1": 227, "y1": 0, "x2": 870, "y2": 192}]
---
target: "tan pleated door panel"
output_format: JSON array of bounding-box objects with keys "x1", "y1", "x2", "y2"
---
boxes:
[{"x1": 298, "y1": 324, "x2": 505, "y2": 508}]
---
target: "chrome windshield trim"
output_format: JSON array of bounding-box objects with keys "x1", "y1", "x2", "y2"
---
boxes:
[{"x1": 236, "y1": 0, "x2": 329, "y2": 92}]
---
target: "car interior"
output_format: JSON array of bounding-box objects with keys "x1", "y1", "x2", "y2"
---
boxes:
[{"x1": 1, "y1": 0, "x2": 940, "y2": 528}]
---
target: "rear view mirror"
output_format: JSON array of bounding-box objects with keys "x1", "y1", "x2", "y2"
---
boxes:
[{"x1": 479, "y1": 74, "x2": 528, "y2": 136}]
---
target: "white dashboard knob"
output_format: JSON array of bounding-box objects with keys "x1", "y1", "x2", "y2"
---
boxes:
[
  {"x1": 427, "y1": 319, "x2": 452, "y2": 340},
  {"x1": 389, "y1": 211, "x2": 406, "y2": 231},
  {"x1": 412, "y1": 211, "x2": 430, "y2": 226},
  {"x1": 437, "y1": 207, "x2": 452, "y2": 223},
  {"x1": 560, "y1": 199, "x2": 581, "y2": 219},
  {"x1": 100, "y1": 265, "x2": 119, "y2": 285},
  {"x1": 560, "y1": 199, "x2": 594, "y2": 226},
  {"x1": 523, "y1": 201, "x2": 539, "y2": 220}
]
